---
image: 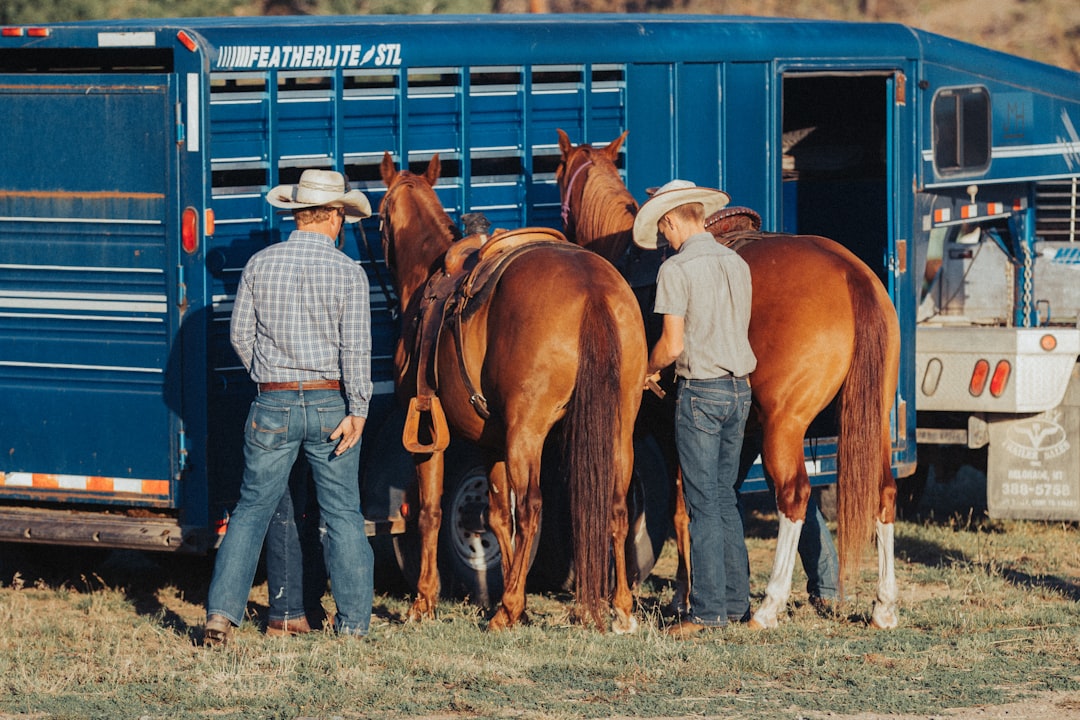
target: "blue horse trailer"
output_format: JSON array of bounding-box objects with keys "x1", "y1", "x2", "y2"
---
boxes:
[{"x1": 0, "y1": 14, "x2": 1077, "y2": 592}]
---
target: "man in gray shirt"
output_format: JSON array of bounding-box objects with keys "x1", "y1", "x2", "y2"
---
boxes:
[{"x1": 635, "y1": 180, "x2": 757, "y2": 638}]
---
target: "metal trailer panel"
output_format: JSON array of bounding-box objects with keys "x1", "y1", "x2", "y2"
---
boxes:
[{"x1": 0, "y1": 73, "x2": 179, "y2": 506}]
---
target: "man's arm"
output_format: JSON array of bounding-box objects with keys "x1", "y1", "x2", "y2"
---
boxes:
[
  {"x1": 229, "y1": 268, "x2": 256, "y2": 372},
  {"x1": 645, "y1": 313, "x2": 685, "y2": 386}
]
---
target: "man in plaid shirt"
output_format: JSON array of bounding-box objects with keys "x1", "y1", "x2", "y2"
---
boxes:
[{"x1": 204, "y1": 170, "x2": 375, "y2": 646}]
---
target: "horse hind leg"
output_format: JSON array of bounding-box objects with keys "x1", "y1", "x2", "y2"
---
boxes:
[
  {"x1": 871, "y1": 519, "x2": 898, "y2": 629},
  {"x1": 749, "y1": 513, "x2": 805, "y2": 629},
  {"x1": 485, "y1": 460, "x2": 515, "y2": 604},
  {"x1": 487, "y1": 439, "x2": 544, "y2": 631},
  {"x1": 610, "y1": 429, "x2": 638, "y2": 635},
  {"x1": 872, "y1": 448, "x2": 899, "y2": 629},
  {"x1": 749, "y1": 427, "x2": 812, "y2": 630}
]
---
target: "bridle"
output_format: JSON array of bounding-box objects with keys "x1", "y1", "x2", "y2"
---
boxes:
[{"x1": 558, "y1": 152, "x2": 593, "y2": 240}]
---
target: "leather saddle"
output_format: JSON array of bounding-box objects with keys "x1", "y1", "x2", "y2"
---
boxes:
[
  {"x1": 705, "y1": 206, "x2": 766, "y2": 250},
  {"x1": 401, "y1": 226, "x2": 570, "y2": 453}
]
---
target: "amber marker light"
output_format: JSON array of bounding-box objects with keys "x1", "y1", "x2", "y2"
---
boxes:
[{"x1": 1040, "y1": 334, "x2": 1057, "y2": 351}]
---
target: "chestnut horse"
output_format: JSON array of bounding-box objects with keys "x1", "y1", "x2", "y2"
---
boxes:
[
  {"x1": 556, "y1": 130, "x2": 902, "y2": 629},
  {"x1": 379, "y1": 152, "x2": 647, "y2": 632}
]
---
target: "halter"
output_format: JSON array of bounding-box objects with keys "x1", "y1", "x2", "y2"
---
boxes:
[{"x1": 559, "y1": 156, "x2": 593, "y2": 231}]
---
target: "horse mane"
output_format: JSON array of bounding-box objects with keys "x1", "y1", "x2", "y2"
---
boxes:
[{"x1": 571, "y1": 153, "x2": 638, "y2": 264}]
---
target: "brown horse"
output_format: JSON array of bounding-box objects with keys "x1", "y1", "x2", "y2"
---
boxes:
[
  {"x1": 556, "y1": 129, "x2": 902, "y2": 629},
  {"x1": 379, "y1": 152, "x2": 648, "y2": 632}
]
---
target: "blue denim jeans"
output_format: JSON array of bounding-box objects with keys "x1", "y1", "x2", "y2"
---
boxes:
[
  {"x1": 207, "y1": 388, "x2": 373, "y2": 635},
  {"x1": 266, "y1": 462, "x2": 328, "y2": 624},
  {"x1": 675, "y1": 375, "x2": 753, "y2": 626},
  {"x1": 800, "y1": 492, "x2": 840, "y2": 600}
]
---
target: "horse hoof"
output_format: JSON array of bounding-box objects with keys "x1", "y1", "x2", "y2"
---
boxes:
[
  {"x1": 487, "y1": 608, "x2": 513, "y2": 631},
  {"x1": 612, "y1": 614, "x2": 639, "y2": 635},
  {"x1": 406, "y1": 600, "x2": 437, "y2": 623},
  {"x1": 870, "y1": 604, "x2": 898, "y2": 630},
  {"x1": 748, "y1": 609, "x2": 778, "y2": 630}
]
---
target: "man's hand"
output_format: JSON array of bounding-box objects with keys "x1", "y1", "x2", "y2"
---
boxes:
[
  {"x1": 644, "y1": 372, "x2": 666, "y2": 399},
  {"x1": 330, "y1": 415, "x2": 366, "y2": 456}
]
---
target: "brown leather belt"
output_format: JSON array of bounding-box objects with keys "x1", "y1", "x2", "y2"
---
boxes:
[{"x1": 258, "y1": 380, "x2": 341, "y2": 392}]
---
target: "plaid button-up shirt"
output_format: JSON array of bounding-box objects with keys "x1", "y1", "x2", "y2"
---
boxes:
[{"x1": 230, "y1": 230, "x2": 373, "y2": 417}]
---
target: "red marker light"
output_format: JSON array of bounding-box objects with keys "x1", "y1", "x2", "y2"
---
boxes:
[
  {"x1": 177, "y1": 30, "x2": 197, "y2": 52},
  {"x1": 181, "y1": 206, "x2": 199, "y2": 254},
  {"x1": 1, "y1": 27, "x2": 25, "y2": 37},
  {"x1": 989, "y1": 361, "x2": 1011, "y2": 397},
  {"x1": 27, "y1": 28, "x2": 50, "y2": 37},
  {"x1": 969, "y1": 359, "x2": 990, "y2": 396}
]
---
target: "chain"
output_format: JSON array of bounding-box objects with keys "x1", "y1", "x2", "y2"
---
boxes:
[{"x1": 1021, "y1": 238, "x2": 1034, "y2": 326}]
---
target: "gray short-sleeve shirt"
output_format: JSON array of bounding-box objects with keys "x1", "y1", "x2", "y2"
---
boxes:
[{"x1": 653, "y1": 232, "x2": 757, "y2": 380}]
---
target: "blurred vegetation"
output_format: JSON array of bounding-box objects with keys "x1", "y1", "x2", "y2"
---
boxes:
[{"x1": 0, "y1": 0, "x2": 1076, "y2": 70}]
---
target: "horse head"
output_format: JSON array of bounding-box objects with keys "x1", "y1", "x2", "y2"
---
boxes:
[
  {"x1": 555, "y1": 129, "x2": 637, "y2": 264},
  {"x1": 379, "y1": 151, "x2": 460, "y2": 312}
]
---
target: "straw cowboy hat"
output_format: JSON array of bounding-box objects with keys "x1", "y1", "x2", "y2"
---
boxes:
[
  {"x1": 632, "y1": 179, "x2": 730, "y2": 249},
  {"x1": 267, "y1": 169, "x2": 372, "y2": 223}
]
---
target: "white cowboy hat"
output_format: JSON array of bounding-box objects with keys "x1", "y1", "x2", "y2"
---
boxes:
[
  {"x1": 266, "y1": 169, "x2": 372, "y2": 223},
  {"x1": 632, "y1": 179, "x2": 730, "y2": 249}
]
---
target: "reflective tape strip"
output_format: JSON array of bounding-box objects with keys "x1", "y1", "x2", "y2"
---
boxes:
[
  {"x1": 0, "y1": 472, "x2": 169, "y2": 495},
  {"x1": 929, "y1": 198, "x2": 1025, "y2": 227}
]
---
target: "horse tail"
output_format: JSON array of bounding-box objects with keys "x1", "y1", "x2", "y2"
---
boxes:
[
  {"x1": 562, "y1": 294, "x2": 621, "y2": 630},
  {"x1": 836, "y1": 271, "x2": 890, "y2": 586}
]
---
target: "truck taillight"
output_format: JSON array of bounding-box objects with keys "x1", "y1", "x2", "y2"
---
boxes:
[
  {"x1": 989, "y1": 361, "x2": 1011, "y2": 397},
  {"x1": 969, "y1": 359, "x2": 990, "y2": 396},
  {"x1": 181, "y1": 206, "x2": 199, "y2": 254}
]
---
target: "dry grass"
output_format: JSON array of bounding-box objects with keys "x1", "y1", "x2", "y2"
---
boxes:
[{"x1": 1, "y1": 510, "x2": 1078, "y2": 719}]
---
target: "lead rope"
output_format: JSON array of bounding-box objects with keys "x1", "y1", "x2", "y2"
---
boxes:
[{"x1": 354, "y1": 219, "x2": 398, "y2": 321}]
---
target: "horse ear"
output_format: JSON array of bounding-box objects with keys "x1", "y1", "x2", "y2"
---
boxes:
[
  {"x1": 424, "y1": 154, "x2": 441, "y2": 186},
  {"x1": 380, "y1": 151, "x2": 398, "y2": 187},
  {"x1": 557, "y1": 128, "x2": 572, "y2": 158},
  {"x1": 604, "y1": 130, "x2": 628, "y2": 159}
]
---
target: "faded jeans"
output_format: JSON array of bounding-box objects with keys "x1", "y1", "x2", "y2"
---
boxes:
[
  {"x1": 675, "y1": 375, "x2": 753, "y2": 627},
  {"x1": 801, "y1": 491, "x2": 840, "y2": 601},
  {"x1": 207, "y1": 388, "x2": 373, "y2": 635},
  {"x1": 266, "y1": 462, "x2": 328, "y2": 624}
]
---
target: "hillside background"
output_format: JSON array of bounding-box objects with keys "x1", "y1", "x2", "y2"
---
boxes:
[{"x1": 1, "y1": 0, "x2": 1077, "y2": 72}]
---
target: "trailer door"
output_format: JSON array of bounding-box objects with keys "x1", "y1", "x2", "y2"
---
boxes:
[{"x1": 0, "y1": 73, "x2": 180, "y2": 506}]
